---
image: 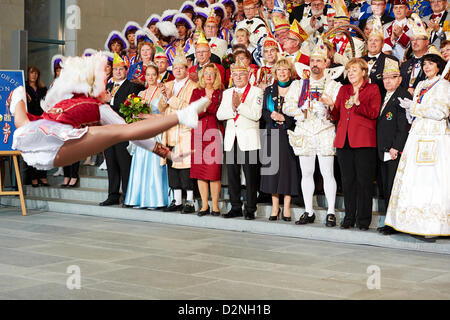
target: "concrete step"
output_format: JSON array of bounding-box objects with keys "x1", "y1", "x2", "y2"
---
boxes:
[
  {"x1": 21, "y1": 184, "x2": 385, "y2": 229},
  {"x1": 1, "y1": 196, "x2": 448, "y2": 255}
]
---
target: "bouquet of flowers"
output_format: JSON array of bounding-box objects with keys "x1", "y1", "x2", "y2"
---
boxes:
[
  {"x1": 119, "y1": 93, "x2": 150, "y2": 124},
  {"x1": 222, "y1": 53, "x2": 235, "y2": 71}
]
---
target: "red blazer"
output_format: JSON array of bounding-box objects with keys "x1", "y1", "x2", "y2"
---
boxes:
[{"x1": 330, "y1": 80, "x2": 381, "y2": 149}]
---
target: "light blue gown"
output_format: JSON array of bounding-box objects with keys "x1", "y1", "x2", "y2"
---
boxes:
[{"x1": 124, "y1": 93, "x2": 169, "y2": 209}]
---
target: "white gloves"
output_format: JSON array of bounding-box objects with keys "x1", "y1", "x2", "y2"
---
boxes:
[
  {"x1": 176, "y1": 97, "x2": 210, "y2": 128},
  {"x1": 398, "y1": 97, "x2": 413, "y2": 124}
]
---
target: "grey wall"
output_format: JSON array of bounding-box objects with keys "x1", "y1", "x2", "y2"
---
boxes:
[
  {"x1": 76, "y1": 0, "x2": 186, "y2": 55},
  {"x1": 0, "y1": 0, "x2": 25, "y2": 69}
]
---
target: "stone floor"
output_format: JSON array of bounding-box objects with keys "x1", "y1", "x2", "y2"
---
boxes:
[{"x1": 0, "y1": 207, "x2": 449, "y2": 300}]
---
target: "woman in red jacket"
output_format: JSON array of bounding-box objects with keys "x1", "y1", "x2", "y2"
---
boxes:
[
  {"x1": 190, "y1": 63, "x2": 224, "y2": 217},
  {"x1": 321, "y1": 58, "x2": 381, "y2": 231}
]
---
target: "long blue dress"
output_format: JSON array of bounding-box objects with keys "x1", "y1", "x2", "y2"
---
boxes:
[{"x1": 124, "y1": 92, "x2": 169, "y2": 209}]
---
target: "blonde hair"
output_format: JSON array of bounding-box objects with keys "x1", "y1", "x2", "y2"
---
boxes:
[
  {"x1": 272, "y1": 58, "x2": 297, "y2": 81},
  {"x1": 198, "y1": 63, "x2": 222, "y2": 90},
  {"x1": 346, "y1": 57, "x2": 369, "y2": 80}
]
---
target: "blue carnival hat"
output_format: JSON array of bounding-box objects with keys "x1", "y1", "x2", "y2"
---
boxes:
[
  {"x1": 122, "y1": 21, "x2": 141, "y2": 37},
  {"x1": 195, "y1": 0, "x2": 210, "y2": 8},
  {"x1": 173, "y1": 13, "x2": 195, "y2": 30},
  {"x1": 221, "y1": 0, "x2": 238, "y2": 16},
  {"x1": 104, "y1": 30, "x2": 129, "y2": 51},
  {"x1": 194, "y1": 6, "x2": 210, "y2": 19},
  {"x1": 144, "y1": 14, "x2": 161, "y2": 28},
  {"x1": 180, "y1": 1, "x2": 196, "y2": 13},
  {"x1": 161, "y1": 9, "x2": 179, "y2": 22},
  {"x1": 51, "y1": 54, "x2": 65, "y2": 73}
]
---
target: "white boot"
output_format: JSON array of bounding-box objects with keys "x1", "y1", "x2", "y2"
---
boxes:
[
  {"x1": 99, "y1": 160, "x2": 107, "y2": 170},
  {"x1": 176, "y1": 97, "x2": 210, "y2": 129},
  {"x1": 83, "y1": 156, "x2": 92, "y2": 166},
  {"x1": 89, "y1": 154, "x2": 97, "y2": 166},
  {"x1": 53, "y1": 167, "x2": 64, "y2": 176}
]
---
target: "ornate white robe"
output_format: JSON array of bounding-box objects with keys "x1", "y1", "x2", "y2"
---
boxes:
[{"x1": 385, "y1": 77, "x2": 450, "y2": 236}]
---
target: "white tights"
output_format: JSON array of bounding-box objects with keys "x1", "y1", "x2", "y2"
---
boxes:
[{"x1": 299, "y1": 156, "x2": 337, "y2": 215}]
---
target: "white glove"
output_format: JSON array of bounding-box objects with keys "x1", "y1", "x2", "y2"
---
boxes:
[
  {"x1": 176, "y1": 97, "x2": 210, "y2": 129},
  {"x1": 398, "y1": 97, "x2": 414, "y2": 124},
  {"x1": 398, "y1": 97, "x2": 413, "y2": 112}
]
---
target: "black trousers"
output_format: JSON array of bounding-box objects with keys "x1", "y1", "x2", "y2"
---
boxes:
[
  {"x1": 336, "y1": 146, "x2": 377, "y2": 228},
  {"x1": 63, "y1": 161, "x2": 80, "y2": 179},
  {"x1": 104, "y1": 141, "x2": 132, "y2": 200},
  {"x1": 25, "y1": 163, "x2": 46, "y2": 184},
  {"x1": 226, "y1": 142, "x2": 259, "y2": 214},
  {"x1": 378, "y1": 157, "x2": 400, "y2": 213},
  {"x1": 167, "y1": 161, "x2": 194, "y2": 191}
]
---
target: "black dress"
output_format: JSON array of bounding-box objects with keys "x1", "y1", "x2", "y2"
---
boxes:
[{"x1": 259, "y1": 83, "x2": 300, "y2": 196}]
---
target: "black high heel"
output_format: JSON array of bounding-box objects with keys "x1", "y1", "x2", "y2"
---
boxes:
[
  {"x1": 269, "y1": 208, "x2": 281, "y2": 221},
  {"x1": 282, "y1": 209, "x2": 292, "y2": 222},
  {"x1": 68, "y1": 178, "x2": 80, "y2": 188}
]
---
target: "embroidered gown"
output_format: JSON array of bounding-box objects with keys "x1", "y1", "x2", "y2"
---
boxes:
[
  {"x1": 385, "y1": 77, "x2": 450, "y2": 236},
  {"x1": 124, "y1": 88, "x2": 169, "y2": 209}
]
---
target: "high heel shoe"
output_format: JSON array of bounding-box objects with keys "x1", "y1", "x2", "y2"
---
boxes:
[
  {"x1": 269, "y1": 208, "x2": 281, "y2": 221},
  {"x1": 68, "y1": 178, "x2": 80, "y2": 188},
  {"x1": 39, "y1": 179, "x2": 50, "y2": 187},
  {"x1": 282, "y1": 209, "x2": 292, "y2": 222}
]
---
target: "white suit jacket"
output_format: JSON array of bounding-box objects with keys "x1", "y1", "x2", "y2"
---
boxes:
[{"x1": 217, "y1": 85, "x2": 263, "y2": 152}]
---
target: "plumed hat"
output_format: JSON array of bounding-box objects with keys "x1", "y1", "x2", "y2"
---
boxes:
[
  {"x1": 144, "y1": 14, "x2": 161, "y2": 28},
  {"x1": 105, "y1": 30, "x2": 129, "y2": 51}
]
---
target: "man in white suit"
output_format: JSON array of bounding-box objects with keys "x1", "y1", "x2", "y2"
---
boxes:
[{"x1": 217, "y1": 58, "x2": 264, "y2": 220}]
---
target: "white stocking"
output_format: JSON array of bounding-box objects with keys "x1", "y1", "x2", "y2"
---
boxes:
[
  {"x1": 174, "y1": 189, "x2": 182, "y2": 206},
  {"x1": 318, "y1": 156, "x2": 337, "y2": 214},
  {"x1": 299, "y1": 156, "x2": 316, "y2": 215}
]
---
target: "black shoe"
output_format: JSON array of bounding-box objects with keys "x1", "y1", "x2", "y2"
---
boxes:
[
  {"x1": 410, "y1": 234, "x2": 437, "y2": 243},
  {"x1": 197, "y1": 206, "x2": 210, "y2": 217},
  {"x1": 222, "y1": 210, "x2": 243, "y2": 219},
  {"x1": 359, "y1": 226, "x2": 369, "y2": 231},
  {"x1": 164, "y1": 200, "x2": 183, "y2": 212},
  {"x1": 245, "y1": 211, "x2": 255, "y2": 220},
  {"x1": 31, "y1": 180, "x2": 39, "y2": 188},
  {"x1": 295, "y1": 212, "x2": 315, "y2": 225},
  {"x1": 68, "y1": 178, "x2": 80, "y2": 188},
  {"x1": 281, "y1": 209, "x2": 292, "y2": 222},
  {"x1": 382, "y1": 226, "x2": 399, "y2": 235},
  {"x1": 377, "y1": 225, "x2": 389, "y2": 233},
  {"x1": 340, "y1": 222, "x2": 354, "y2": 229},
  {"x1": 39, "y1": 179, "x2": 50, "y2": 187},
  {"x1": 182, "y1": 202, "x2": 196, "y2": 214},
  {"x1": 211, "y1": 210, "x2": 221, "y2": 216},
  {"x1": 269, "y1": 208, "x2": 280, "y2": 221},
  {"x1": 325, "y1": 214, "x2": 336, "y2": 227},
  {"x1": 60, "y1": 183, "x2": 69, "y2": 188},
  {"x1": 99, "y1": 198, "x2": 120, "y2": 206}
]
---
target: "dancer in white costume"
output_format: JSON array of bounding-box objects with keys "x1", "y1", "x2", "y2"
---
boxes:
[
  {"x1": 385, "y1": 47, "x2": 450, "y2": 240},
  {"x1": 8, "y1": 53, "x2": 209, "y2": 171},
  {"x1": 283, "y1": 37, "x2": 343, "y2": 227}
]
